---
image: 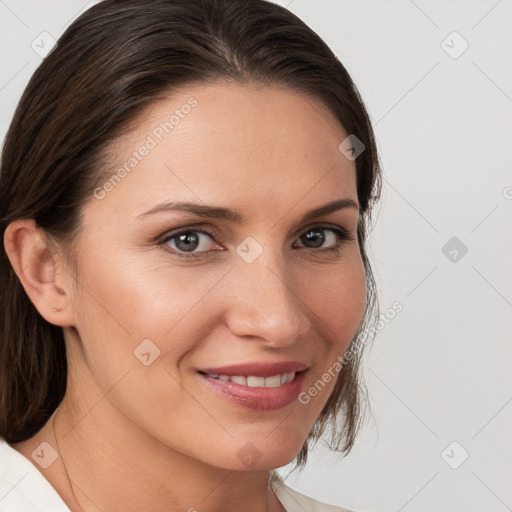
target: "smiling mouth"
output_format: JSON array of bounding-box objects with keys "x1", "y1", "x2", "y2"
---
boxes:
[
  {"x1": 197, "y1": 368, "x2": 308, "y2": 411},
  {"x1": 198, "y1": 371, "x2": 298, "y2": 387}
]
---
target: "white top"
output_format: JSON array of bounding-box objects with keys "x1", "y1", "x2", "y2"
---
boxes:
[{"x1": 0, "y1": 438, "x2": 355, "y2": 511}]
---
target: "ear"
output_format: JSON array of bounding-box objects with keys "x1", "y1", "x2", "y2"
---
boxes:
[{"x1": 3, "y1": 219, "x2": 76, "y2": 327}]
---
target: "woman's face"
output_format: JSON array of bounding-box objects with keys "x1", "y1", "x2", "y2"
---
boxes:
[{"x1": 65, "y1": 81, "x2": 366, "y2": 470}]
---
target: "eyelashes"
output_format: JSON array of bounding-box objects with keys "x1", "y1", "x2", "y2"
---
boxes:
[{"x1": 158, "y1": 224, "x2": 356, "y2": 260}]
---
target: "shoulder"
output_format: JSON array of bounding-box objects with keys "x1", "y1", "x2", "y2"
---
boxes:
[
  {"x1": 0, "y1": 437, "x2": 70, "y2": 511},
  {"x1": 271, "y1": 476, "x2": 358, "y2": 512}
]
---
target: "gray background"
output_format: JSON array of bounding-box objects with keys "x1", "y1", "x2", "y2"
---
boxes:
[{"x1": 1, "y1": 1, "x2": 511, "y2": 511}]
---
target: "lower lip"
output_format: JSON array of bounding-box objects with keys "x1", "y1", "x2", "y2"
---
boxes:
[{"x1": 198, "y1": 371, "x2": 308, "y2": 411}]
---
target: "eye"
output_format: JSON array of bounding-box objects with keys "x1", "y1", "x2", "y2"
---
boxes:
[
  {"x1": 161, "y1": 228, "x2": 219, "y2": 257},
  {"x1": 294, "y1": 226, "x2": 354, "y2": 253},
  {"x1": 158, "y1": 224, "x2": 355, "y2": 259}
]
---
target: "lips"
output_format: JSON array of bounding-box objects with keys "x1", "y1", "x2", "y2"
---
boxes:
[
  {"x1": 198, "y1": 361, "x2": 309, "y2": 378},
  {"x1": 196, "y1": 361, "x2": 309, "y2": 411}
]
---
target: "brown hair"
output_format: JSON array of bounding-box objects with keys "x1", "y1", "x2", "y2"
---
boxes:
[{"x1": 0, "y1": 0, "x2": 381, "y2": 471}]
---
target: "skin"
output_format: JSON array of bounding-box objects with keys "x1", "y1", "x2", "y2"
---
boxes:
[{"x1": 5, "y1": 81, "x2": 367, "y2": 512}]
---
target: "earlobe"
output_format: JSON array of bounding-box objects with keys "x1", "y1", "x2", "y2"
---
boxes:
[{"x1": 3, "y1": 219, "x2": 75, "y2": 327}]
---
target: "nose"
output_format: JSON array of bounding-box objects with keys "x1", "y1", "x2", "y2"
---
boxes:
[{"x1": 224, "y1": 250, "x2": 311, "y2": 347}]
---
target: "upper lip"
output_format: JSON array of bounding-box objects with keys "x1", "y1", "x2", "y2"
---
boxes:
[{"x1": 198, "y1": 361, "x2": 309, "y2": 378}]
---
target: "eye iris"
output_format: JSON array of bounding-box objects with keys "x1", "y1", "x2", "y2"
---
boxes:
[
  {"x1": 175, "y1": 232, "x2": 200, "y2": 252},
  {"x1": 302, "y1": 229, "x2": 325, "y2": 248}
]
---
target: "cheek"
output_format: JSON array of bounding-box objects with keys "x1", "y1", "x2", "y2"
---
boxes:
[
  {"x1": 78, "y1": 244, "x2": 192, "y2": 319},
  {"x1": 302, "y1": 252, "x2": 367, "y2": 349},
  {"x1": 71, "y1": 251, "x2": 228, "y2": 368},
  {"x1": 292, "y1": 253, "x2": 366, "y2": 417},
  {"x1": 68, "y1": 253, "x2": 227, "y2": 426}
]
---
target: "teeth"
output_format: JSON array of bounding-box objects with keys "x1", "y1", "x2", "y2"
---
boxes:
[
  {"x1": 247, "y1": 376, "x2": 265, "y2": 387},
  {"x1": 264, "y1": 375, "x2": 282, "y2": 387},
  {"x1": 281, "y1": 373, "x2": 295, "y2": 384},
  {"x1": 206, "y1": 372, "x2": 296, "y2": 387}
]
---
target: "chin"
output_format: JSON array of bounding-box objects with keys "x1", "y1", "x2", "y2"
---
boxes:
[{"x1": 218, "y1": 435, "x2": 307, "y2": 472}]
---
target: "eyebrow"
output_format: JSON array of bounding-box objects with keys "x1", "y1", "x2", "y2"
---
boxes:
[{"x1": 137, "y1": 197, "x2": 359, "y2": 224}]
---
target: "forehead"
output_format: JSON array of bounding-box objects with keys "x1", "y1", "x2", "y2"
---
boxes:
[{"x1": 87, "y1": 81, "x2": 357, "y2": 220}]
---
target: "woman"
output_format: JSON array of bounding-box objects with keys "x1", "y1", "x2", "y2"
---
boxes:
[{"x1": 0, "y1": 0, "x2": 381, "y2": 510}]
